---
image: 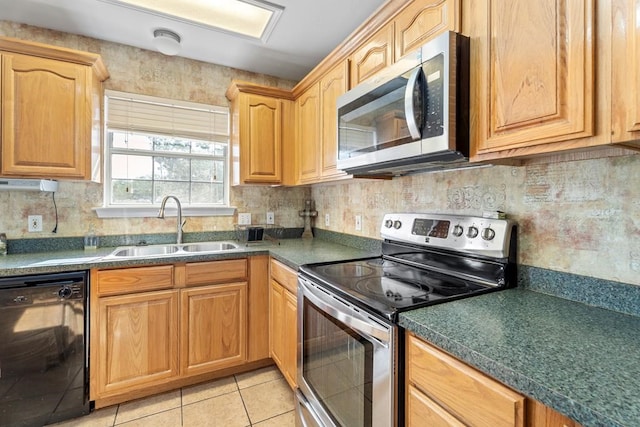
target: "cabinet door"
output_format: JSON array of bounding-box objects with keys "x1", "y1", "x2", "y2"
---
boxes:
[
  {"x1": 283, "y1": 288, "x2": 298, "y2": 388},
  {"x1": 96, "y1": 290, "x2": 179, "y2": 397},
  {"x1": 269, "y1": 280, "x2": 285, "y2": 369},
  {"x1": 1, "y1": 53, "x2": 89, "y2": 178},
  {"x1": 297, "y1": 83, "x2": 321, "y2": 183},
  {"x1": 394, "y1": 0, "x2": 461, "y2": 61},
  {"x1": 611, "y1": 0, "x2": 640, "y2": 148},
  {"x1": 350, "y1": 22, "x2": 394, "y2": 88},
  {"x1": 526, "y1": 398, "x2": 581, "y2": 427},
  {"x1": 407, "y1": 384, "x2": 465, "y2": 427},
  {"x1": 320, "y1": 61, "x2": 349, "y2": 180},
  {"x1": 470, "y1": 0, "x2": 594, "y2": 158},
  {"x1": 407, "y1": 334, "x2": 524, "y2": 427},
  {"x1": 180, "y1": 282, "x2": 247, "y2": 376},
  {"x1": 240, "y1": 93, "x2": 282, "y2": 183}
]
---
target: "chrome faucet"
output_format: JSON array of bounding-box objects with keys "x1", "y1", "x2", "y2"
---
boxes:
[{"x1": 157, "y1": 195, "x2": 185, "y2": 244}]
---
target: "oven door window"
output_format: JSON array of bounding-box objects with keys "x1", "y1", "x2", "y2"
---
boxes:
[{"x1": 302, "y1": 299, "x2": 373, "y2": 427}]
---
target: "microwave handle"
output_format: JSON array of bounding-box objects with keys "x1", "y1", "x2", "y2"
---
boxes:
[{"x1": 404, "y1": 66, "x2": 423, "y2": 140}]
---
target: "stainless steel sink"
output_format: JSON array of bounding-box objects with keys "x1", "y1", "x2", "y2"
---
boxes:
[
  {"x1": 109, "y1": 245, "x2": 181, "y2": 257},
  {"x1": 104, "y1": 241, "x2": 241, "y2": 259},
  {"x1": 182, "y1": 242, "x2": 239, "y2": 253}
]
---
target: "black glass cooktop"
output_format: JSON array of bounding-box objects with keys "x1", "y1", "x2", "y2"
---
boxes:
[{"x1": 300, "y1": 256, "x2": 496, "y2": 322}]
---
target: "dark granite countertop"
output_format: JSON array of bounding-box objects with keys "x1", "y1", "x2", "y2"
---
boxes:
[
  {"x1": 399, "y1": 288, "x2": 640, "y2": 427},
  {"x1": 0, "y1": 237, "x2": 379, "y2": 276}
]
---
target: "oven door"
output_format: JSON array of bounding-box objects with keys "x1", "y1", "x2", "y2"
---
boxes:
[{"x1": 297, "y1": 276, "x2": 397, "y2": 427}]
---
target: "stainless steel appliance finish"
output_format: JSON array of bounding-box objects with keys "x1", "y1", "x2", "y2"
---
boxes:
[
  {"x1": 297, "y1": 276, "x2": 397, "y2": 427},
  {"x1": 336, "y1": 31, "x2": 469, "y2": 176},
  {"x1": 0, "y1": 271, "x2": 90, "y2": 426},
  {"x1": 296, "y1": 213, "x2": 516, "y2": 426}
]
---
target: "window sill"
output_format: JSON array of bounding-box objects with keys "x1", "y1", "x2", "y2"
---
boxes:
[{"x1": 93, "y1": 206, "x2": 236, "y2": 218}]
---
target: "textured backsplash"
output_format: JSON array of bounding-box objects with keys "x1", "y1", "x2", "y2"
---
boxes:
[{"x1": 312, "y1": 155, "x2": 640, "y2": 286}]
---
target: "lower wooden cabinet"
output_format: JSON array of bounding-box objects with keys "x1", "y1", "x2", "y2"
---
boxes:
[
  {"x1": 269, "y1": 258, "x2": 298, "y2": 388},
  {"x1": 407, "y1": 383, "x2": 465, "y2": 427},
  {"x1": 90, "y1": 257, "x2": 268, "y2": 406},
  {"x1": 406, "y1": 333, "x2": 525, "y2": 427},
  {"x1": 406, "y1": 333, "x2": 582, "y2": 427},
  {"x1": 526, "y1": 399, "x2": 581, "y2": 427},
  {"x1": 95, "y1": 289, "x2": 179, "y2": 397},
  {"x1": 180, "y1": 282, "x2": 247, "y2": 376}
]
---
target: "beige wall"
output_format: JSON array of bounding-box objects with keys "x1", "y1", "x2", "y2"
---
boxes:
[
  {"x1": 0, "y1": 22, "x2": 311, "y2": 239},
  {"x1": 312, "y1": 155, "x2": 640, "y2": 286}
]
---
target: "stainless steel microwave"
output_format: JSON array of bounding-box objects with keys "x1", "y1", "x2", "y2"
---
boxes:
[{"x1": 337, "y1": 31, "x2": 469, "y2": 176}]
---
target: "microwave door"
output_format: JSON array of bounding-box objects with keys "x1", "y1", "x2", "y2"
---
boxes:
[{"x1": 337, "y1": 67, "x2": 424, "y2": 170}]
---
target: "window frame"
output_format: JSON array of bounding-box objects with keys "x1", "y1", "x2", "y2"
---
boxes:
[{"x1": 95, "y1": 90, "x2": 235, "y2": 219}]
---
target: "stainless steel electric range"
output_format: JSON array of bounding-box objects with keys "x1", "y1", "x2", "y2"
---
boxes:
[{"x1": 295, "y1": 213, "x2": 517, "y2": 427}]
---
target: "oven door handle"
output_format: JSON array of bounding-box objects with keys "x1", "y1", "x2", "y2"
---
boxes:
[{"x1": 300, "y1": 279, "x2": 391, "y2": 345}]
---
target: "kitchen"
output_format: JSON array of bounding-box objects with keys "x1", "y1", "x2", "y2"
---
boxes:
[{"x1": 0, "y1": 0, "x2": 639, "y2": 426}]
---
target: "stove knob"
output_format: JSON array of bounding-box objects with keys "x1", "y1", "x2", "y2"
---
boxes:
[
  {"x1": 481, "y1": 227, "x2": 496, "y2": 241},
  {"x1": 452, "y1": 225, "x2": 464, "y2": 237},
  {"x1": 393, "y1": 220, "x2": 402, "y2": 229},
  {"x1": 384, "y1": 219, "x2": 394, "y2": 228},
  {"x1": 467, "y1": 226, "x2": 479, "y2": 238}
]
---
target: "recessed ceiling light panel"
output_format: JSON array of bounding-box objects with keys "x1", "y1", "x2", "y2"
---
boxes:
[{"x1": 99, "y1": 0, "x2": 284, "y2": 42}]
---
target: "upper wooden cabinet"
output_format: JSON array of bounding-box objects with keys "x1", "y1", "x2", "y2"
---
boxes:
[
  {"x1": 349, "y1": 0, "x2": 460, "y2": 88},
  {"x1": 226, "y1": 81, "x2": 295, "y2": 185},
  {"x1": 394, "y1": 0, "x2": 461, "y2": 61},
  {"x1": 611, "y1": 0, "x2": 640, "y2": 149},
  {"x1": 296, "y1": 82, "x2": 321, "y2": 184},
  {"x1": 0, "y1": 37, "x2": 109, "y2": 181},
  {"x1": 350, "y1": 22, "x2": 394, "y2": 87},
  {"x1": 320, "y1": 61, "x2": 350, "y2": 181},
  {"x1": 468, "y1": 1, "x2": 596, "y2": 160}
]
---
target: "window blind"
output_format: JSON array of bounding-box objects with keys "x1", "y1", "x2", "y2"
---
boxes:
[{"x1": 105, "y1": 90, "x2": 229, "y2": 142}]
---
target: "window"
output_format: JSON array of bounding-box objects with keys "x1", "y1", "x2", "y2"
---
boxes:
[{"x1": 97, "y1": 90, "x2": 233, "y2": 218}]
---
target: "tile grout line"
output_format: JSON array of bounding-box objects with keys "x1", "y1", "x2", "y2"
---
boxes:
[
  {"x1": 180, "y1": 386, "x2": 184, "y2": 427},
  {"x1": 234, "y1": 373, "x2": 255, "y2": 426}
]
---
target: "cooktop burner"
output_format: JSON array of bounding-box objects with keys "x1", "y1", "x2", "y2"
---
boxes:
[{"x1": 354, "y1": 276, "x2": 430, "y2": 302}]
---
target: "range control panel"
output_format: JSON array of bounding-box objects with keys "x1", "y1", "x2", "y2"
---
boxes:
[{"x1": 380, "y1": 213, "x2": 515, "y2": 259}]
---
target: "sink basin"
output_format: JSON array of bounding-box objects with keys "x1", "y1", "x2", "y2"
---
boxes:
[
  {"x1": 104, "y1": 241, "x2": 241, "y2": 259},
  {"x1": 182, "y1": 242, "x2": 240, "y2": 253},
  {"x1": 109, "y1": 245, "x2": 181, "y2": 257}
]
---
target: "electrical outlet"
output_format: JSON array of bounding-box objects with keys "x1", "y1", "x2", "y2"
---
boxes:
[
  {"x1": 28, "y1": 215, "x2": 43, "y2": 232},
  {"x1": 325, "y1": 213, "x2": 330, "y2": 227},
  {"x1": 238, "y1": 213, "x2": 251, "y2": 225},
  {"x1": 355, "y1": 214, "x2": 362, "y2": 231},
  {"x1": 266, "y1": 212, "x2": 275, "y2": 225}
]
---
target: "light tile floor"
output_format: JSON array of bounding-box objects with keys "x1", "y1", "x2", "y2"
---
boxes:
[{"x1": 52, "y1": 366, "x2": 295, "y2": 427}]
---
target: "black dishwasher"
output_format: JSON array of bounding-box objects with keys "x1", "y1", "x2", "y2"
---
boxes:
[{"x1": 0, "y1": 271, "x2": 90, "y2": 426}]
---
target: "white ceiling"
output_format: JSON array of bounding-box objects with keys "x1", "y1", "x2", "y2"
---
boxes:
[{"x1": 0, "y1": 0, "x2": 387, "y2": 81}]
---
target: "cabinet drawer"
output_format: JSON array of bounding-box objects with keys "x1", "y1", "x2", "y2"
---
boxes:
[
  {"x1": 184, "y1": 259, "x2": 247, "y2": 286},
  {"x1": 407, "y1": 334, "x2": 524, "y2": 427},
  {"x1": 95, "y1": 265, "x2": 174, "y2": 296},
  {"x1": 270, "y1": 258, "x2": 297, "y2": 294},
  {"x1": 407, "y1": 384, "x2": 465, "y2": 427}
]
